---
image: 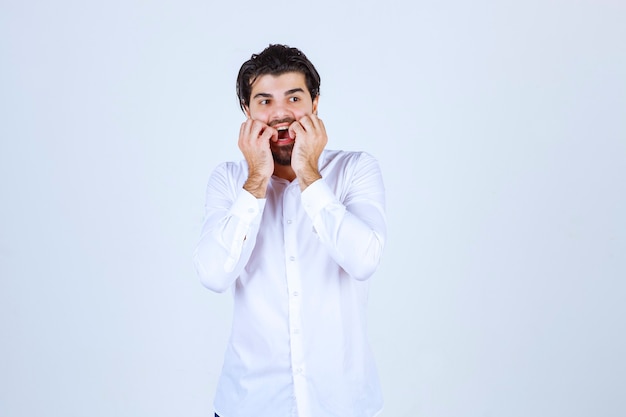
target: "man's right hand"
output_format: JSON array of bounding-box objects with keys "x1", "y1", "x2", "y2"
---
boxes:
[{"x1": 238, "y1": 119, "x2": 276, "y2": 198}]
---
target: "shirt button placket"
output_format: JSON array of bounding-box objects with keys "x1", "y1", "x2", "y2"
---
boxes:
[{"x1": 283, "y1": 184, "x2": 309, "y2": 416}]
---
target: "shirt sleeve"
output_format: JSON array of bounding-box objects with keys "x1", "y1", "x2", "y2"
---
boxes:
[
  {"x1": 301, "y1": 152, "x2": 387, "y2": 281},
  {"x1": 193, "y1": 164, "x2": 266, "y2": 292}
]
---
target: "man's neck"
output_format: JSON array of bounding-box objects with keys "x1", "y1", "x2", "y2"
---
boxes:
[{"x1": 273, "y1": 164, "x2": 297, "y2": 182}]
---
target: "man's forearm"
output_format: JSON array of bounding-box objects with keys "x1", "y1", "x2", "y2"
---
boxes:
[
  {"x1": 195, "y1": 176, "x2": 265, "y2": 292},
  {"x1": 243, "y1": 175, "x2": 270, "y2": 198},
  {"x1": 301, "y1": 184, "x2": 386, "y2": 280},
  {"x1": 296, "y1": 165, "x2": 322, "y2": 191}
]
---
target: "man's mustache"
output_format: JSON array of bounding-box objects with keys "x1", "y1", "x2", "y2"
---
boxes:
[{"x1": 269, "y1": 118, "x2": 296, "y2": 127}]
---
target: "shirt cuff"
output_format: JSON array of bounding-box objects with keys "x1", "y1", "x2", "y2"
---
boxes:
[
  {"x1": 230, "y1": 189, "x2": 266, "y2": 224},
  {"x1": 301, "y1": 179, "x2": 339, "y2": 219}
]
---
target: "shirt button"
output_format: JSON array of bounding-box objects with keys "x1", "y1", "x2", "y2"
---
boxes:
[
  {"x1": 289, "y1": 256, "x2": 295, "y2": 261},
  {"x1": 287, "y1": 219, "x2": 292, "y2": 224},
  {"x1": 247, "y1": 208, "x2": 254, "y2": 213},
  {"x1": 293, "y1": 328, "x2": 300, "y2": 334},
  {"x1": 292, "y1": 291, "x2": 299, "y2": 297}
]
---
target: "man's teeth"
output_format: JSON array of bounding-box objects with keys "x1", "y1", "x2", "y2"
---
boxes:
[{"x1": 277, "y1": 126, "x2": 288, "y2": 131}]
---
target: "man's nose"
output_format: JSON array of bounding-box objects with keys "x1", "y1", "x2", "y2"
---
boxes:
[{"x1": 271, "y1": 102, "x2": 291, "y2": 119}]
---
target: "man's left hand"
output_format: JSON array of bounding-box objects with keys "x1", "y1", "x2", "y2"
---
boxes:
[{"x1": 289, "y1": 114, "x2": 328, "y2": 190}]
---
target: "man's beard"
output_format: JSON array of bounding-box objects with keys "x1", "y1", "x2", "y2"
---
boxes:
[
  {"x1": 269, "y1": 117, "x2": 295, "y2": 166},
  {"x1": 271, "y1": 142, "x2": 294, "y2": 166}
]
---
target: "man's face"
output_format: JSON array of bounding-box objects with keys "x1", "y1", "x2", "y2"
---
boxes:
[{"x1": 245, "y1": 72, "x2": 319, "y2": 165}]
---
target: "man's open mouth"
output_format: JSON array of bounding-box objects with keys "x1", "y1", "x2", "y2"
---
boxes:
[{"x1": 276, "y1": 126, "x2": 292, "y2": 141}]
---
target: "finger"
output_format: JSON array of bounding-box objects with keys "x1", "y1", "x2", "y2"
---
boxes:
[
  {"x1": 288, "y1": 121, "x2": 305, "y2": 139},
  {"x1": 240, "y1": 119, "x2": 265, "y2": 149},
  {"x1": 301, "y1": 115, "x2": 324, "y2": 136},
  {"x1": 314, "y1": 115, "x2": 326, "y2": 136},
  {"x1": 243, "y1": 121, "x2": 266, "y2": 147},
  {"x1": 243, "y1": 118, "x2": 259, "y2": 137},
  {"x1": 310, "y1": 113, "x2": 324, "y2": 129},
  {"x1": 298, "y1": 115, "x2": 315, "y2": 132},
  {"x1": 260, "y1": 125, "x2": 278, "y2": 142}
]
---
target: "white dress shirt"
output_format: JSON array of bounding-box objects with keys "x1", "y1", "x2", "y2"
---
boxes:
[{"x1": 193, "y1": 149, "x2": 386, "y2": 417}]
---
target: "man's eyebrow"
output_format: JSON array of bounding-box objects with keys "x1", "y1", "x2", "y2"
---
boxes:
[
  {"x1": 285, "y1": 88, "x2": 305, "y2": 95},
  {"x1": 252, "y1": 92, "x2": 273, "y2": 99}
]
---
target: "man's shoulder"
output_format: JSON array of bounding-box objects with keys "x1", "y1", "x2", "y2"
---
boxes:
[
  {"x1": 213, "y1": 159, "x2": 249, "y2": 175},
  {"x1": 321, "y1": 149, "x2": 378, "y2": 168},
  {"x1": 207, "y1": 159, "x2": 250, "y2": 186}
]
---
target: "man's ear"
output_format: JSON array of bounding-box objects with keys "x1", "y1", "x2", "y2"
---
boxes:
[
  {"x1": 312, "y1": 95, "x2": 319, "y2": 115},
  {"x1": 243, "y1": 103, "x2": 250, "y2": 119}
]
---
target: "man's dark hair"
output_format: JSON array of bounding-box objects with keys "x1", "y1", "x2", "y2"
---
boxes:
[{"x1": 236, "y1": 44, "x2": 321, "y2": 112}]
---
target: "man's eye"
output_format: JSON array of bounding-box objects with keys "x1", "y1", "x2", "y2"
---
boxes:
[
  {"x1": 260, "y1": 99, "x2": 269, "y2": 105},
  {"x1": 289, "y1": 97, "x2": 299, "y2": 102}
]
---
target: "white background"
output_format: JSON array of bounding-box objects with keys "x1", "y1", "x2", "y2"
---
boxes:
[{"x1": 1, "y1": 1, "x2": 624, "y2": 416}]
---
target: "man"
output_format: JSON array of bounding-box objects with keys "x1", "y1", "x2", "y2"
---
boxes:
[{"x1": 193, "y1": 44, "x2": 386, "y2": 417}]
